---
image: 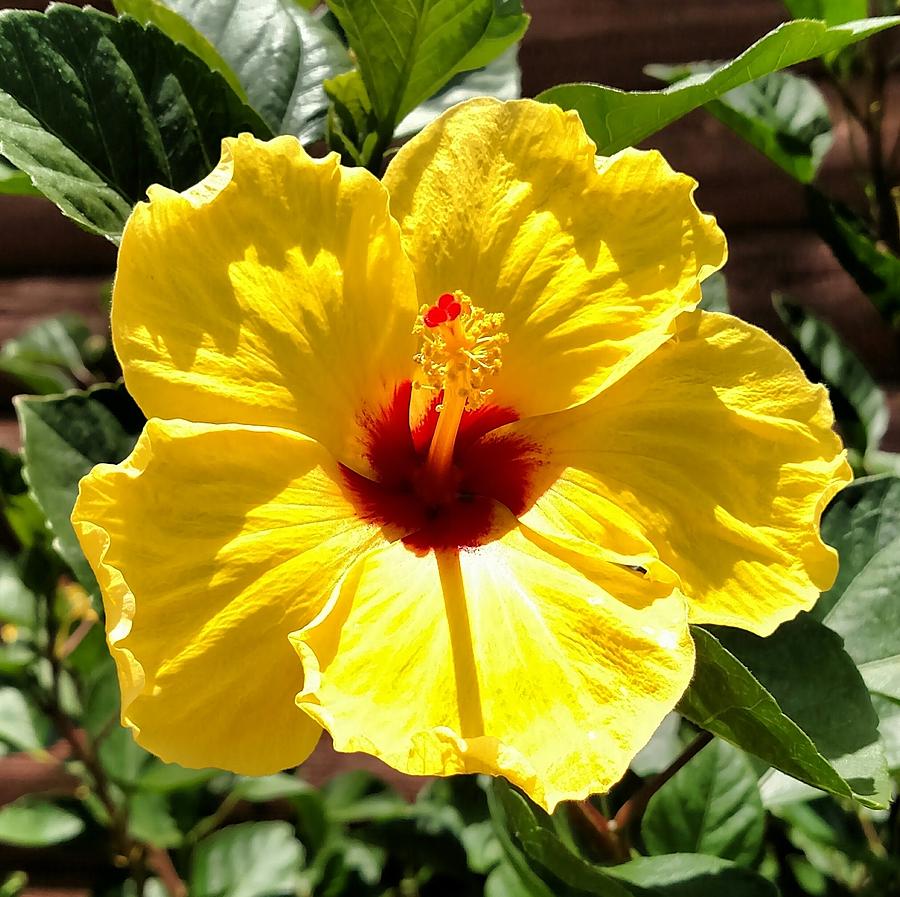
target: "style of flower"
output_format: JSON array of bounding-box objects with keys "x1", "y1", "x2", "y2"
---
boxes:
[{"x1": 71, "y1": 98, "x2": 851, "y2": 811}]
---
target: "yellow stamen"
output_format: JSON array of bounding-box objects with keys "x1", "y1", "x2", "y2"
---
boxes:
[{"x1": 414, "y1": 292, "x2": 506, "y2": 487}]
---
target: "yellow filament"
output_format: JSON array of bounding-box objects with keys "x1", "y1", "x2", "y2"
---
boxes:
[{"x1": 414, "y1": 293, "x2": 506, "y2": 488}]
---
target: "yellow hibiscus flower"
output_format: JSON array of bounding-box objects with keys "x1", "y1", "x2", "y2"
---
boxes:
[{"x1": 71, "y1": 98, "x2": 851, "y2": 812}]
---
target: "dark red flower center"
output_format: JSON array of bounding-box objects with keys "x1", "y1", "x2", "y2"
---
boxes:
[{"x1": 341, "y1": 381, "x2": 543, "y2": 554}]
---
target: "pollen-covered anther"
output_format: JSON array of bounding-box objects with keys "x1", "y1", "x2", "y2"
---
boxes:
[{"x1": 414, "y1": 291, "x2": 507, "y2": 410}]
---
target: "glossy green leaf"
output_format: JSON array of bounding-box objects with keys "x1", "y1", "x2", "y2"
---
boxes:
[
  {"x1": 112, "y1": 0, "x2": 247, "y2": 100},
  {"x1": 698, "y1": 272, "x2": 731, "y2": 314},
  {"x1": 539, "y1": 17, "x2": 900, "y2": 155},
  {"x1": 647, "y1": 66, "x2": 831, "y2": 183},
  {"x1": 137, "y1": 761, "x2": 219, "y2": 793},
  {"x1": 811, "y1": 476, "x2": 900, "y2": 704},
  {"x1": 162, "y1": 0, "x2": 350, "y2": 141},
  {"x1": 327, "y1": 0, "x2": 529, "y2": 137},
  {"x1": 324, "y1": 69, "x2": 380, "y2": 166},
  {"x1": 128, "y1": 792, "x2": 182, "y2": 849},
  {"x1": 608, "y1": 854, "x2": 778, "y2": 897},
  {"x1": 871, "y1": 692, "x2": 900, "y2": 770},
  {"x1": 0, "y1": 159, "x2": 39, "y2": 197},
  {"x1": 642, "y1": 739, "x2": 765, "y2": 865},
  {"x1": 0, "y1": 801, "x2": 84, "y2": 847},
  {"x1": 395, "y1": 44, "x2": 521, "y2": 139},
  {"x1": 0, "y1": 5, "x2": 272, "y2": 241},
  {"x1": 818, "y1": 474, "x2": 900, "y2": 611},
  {"x1": 783, "y1": 0, "x2": 868, "y2": 26},
  {"x1": 0, "y1": 449, "x2": 48, "y2": 551},
  {"x1": 0, "y1": 553, "x2": 36, "y2": 627},
  {"x1": 679, "y1": 628, "x2": 872, "y2": 805},
  {"x1": 807, "y1": 188, "x2": 900, "y2": 326},
  {"x1": 488, "y1": 779, "x2": 632, "y2": 897},
  {"x1": 0, "y1": 642, "x2": 35, "y2": 676},
  {"x1": 6, "y1": 315, "x2": 99, "y2": 375},
  {"x1": 0, "y1": 872, "x2": 27, "y2": 897},
  {"x1": 191, "y1": 822, "x2": 305, "y2": 897},
  {"x1": 0, "y1": 687, "x2": 51, "y2": 752},
  {"x1": 716, "y1": 616, "x2": 891, "y2": 809},
  {"x1": 98, "y1": 725, "x2": 152, "y2": 786},
  {"x1": 0, "y1": 314, "x2": 96, "y2": 396},
  {"x1": 228, "y1": 773, "x2": 315, "y2": 803},
  {"x1": 16, "y1": 384, "x2": 145, "y2": 594},
  {"x1": 631, "y1": 714, "x2": 685, "y2": 778},
  {"x1": 485, "y1": 861, "x2": 541, "y2": 897},
  {"x1": 774, "y1": 297, "x2": 888, "y2": 455}
]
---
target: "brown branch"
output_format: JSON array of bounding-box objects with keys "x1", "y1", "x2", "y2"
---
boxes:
[
  {"x1": 573, "y1": 799, "x2": 630, "y2": 863},
  {"x1": 38, "y1": 600, "x2": 185, "y2": 897},
  {"x1": 611, "y1": 730, "x2": 714, "y2": 838},
  {"x1": 148, "y1": 847, "x2": 188, "y2": 897}
]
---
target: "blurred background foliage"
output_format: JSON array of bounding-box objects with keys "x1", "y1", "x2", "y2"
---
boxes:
[{"x1": 3, "y1": 1, "x2": 900, "y2": 895}]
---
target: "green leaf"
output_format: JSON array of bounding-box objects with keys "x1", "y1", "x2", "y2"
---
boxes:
[
  {"x1": 0, "y1": 552, "x2": 37, "y2": 627},
  {"x1": 716, "y1": 616, "x2": 891, "y2": 809},
  {"x1": 128, "y1": 792, "x2": 182, "y2": 849},
  {"x1": 0, "y1": 159, "x2": 39, "y2": 197},
  {"x1": 0, "y1": 687, "x2": 51, "y2": 752},
  {"x1": 0, "y1": 314, "x2": 95, "y2": 395},
  {"x1": 871, "y1": 692, "x2": 900, "y2": 770},
  {"x1": 0, "y1": 642, "x2": 35, "y2": 676},
  {"x1": 783, "y1": 0, "x2": 868, "y2": 26},
  {"x1": 806, "y1": 188, "x2": 900, "y2": 326},
  {"x1": 324, "y1": 70, "x2": 379, "y2": 166},
  {"x1": 608, "y1": 854, "x2": 778, "y2": 897},
  {"x1": 810, "y1": 476, "x2": 900, "y2": 705},
  {"x1": 539, "y1": 17, "x2": 900, "y2": 155},
  {"x1": 774, "y1": 297, "x2": 888, "y2": 456},
  {"x1": 112, "y1": 0, "x2": 247, "y2": 101},
  {"x1": 646, "y1": 66, "x2": 831, "y2": 183},
  {"x1": 162, "y1": 0, "x2": 350, "y2": 141},
  {"x1": 485, "y1": 861, "x2": 540, "y2": 897},
  {"x1": 0, "y1": 5, "x2": 272, "y2": 241},
  {"x1": 191, "y1": 822, "x2": 304, "y2": 897},
  {"x1": 488, "y1": 779, "x2": 633, "y2": 897},
  {"x1": 395, "y1": 44, "x2": 521, "y2": 139},
  {"x1": 0, "y1": 449, "x2": 48, "y2": 551},
  {"x1": 0, "y1": 801, "x2": 84, "y2": 847},
  {"x1": 642, "y1": 739, "x2": 765, "y2": 866},
  {"x1": 679, "y1": 628, "x2": 875, "y2": 806},
  {"x1": 228, "y1": 773, "x2": 315, "y2": 803},
  {"x1": 326, "y1": 0, "x2": 529, "y2": 139},
  {"x1": 698, "y1": 272, "x2": 731, "y2": 314},
  {"x1": 138, "y1": 761, "x2": 219, "y2": 793},
  {"x1": 98, "y1": 725, "x2": 152, "y2": 786},
  {"x1": 818, "y1": 474, "x2": 900, "y2": 614},
  {"x1": 16, "y1": 383, "x2": 145, "y2": 593},
  {"x1": 631, "y1": 714, "x2": 685, "y2": 778},
  {"x1": 0, "y1": 872, "x2": 27, "y2": 897}
]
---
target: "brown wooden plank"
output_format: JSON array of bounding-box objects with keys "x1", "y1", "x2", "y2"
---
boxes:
[
  {"x1": 0, "y1": 277, "x2": 109, "y2": 345},
  {"x1": 0, "y1": 198, "x2": 116, "y2": 276}
]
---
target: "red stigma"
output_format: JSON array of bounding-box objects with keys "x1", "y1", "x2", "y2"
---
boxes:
[
  {"x1": 424, "y1": 293, "x2": 462, "y2": 328},
  {"x1": 423, "y1": 306, "x2": 447, "y2": 328}
]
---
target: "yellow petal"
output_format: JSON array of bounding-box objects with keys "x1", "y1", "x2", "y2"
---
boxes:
[
  {"x1": 383, "y1": 97, "x2": 726, "y2": 417},
  {"x1": 71, "y1": 419, "x2": 386, "y2": 774},
  {"x1": 113, "y1": 134, "x2": 419, "y2": 469},
  {"x1": 508, "y1": 311, "x2": 852, "y2": 636},
  {"x1": 292, "y1": 525, "x2": 694, "y2": 811}
]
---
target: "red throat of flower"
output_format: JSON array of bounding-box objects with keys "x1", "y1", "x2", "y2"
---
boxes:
[{"x1": 341, "y1": 293, "x2": 542, "y2": 553}]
